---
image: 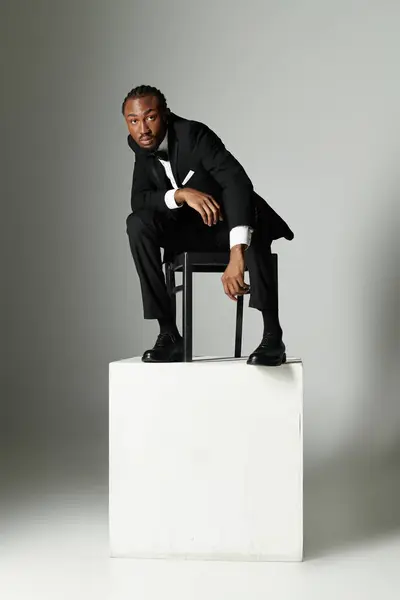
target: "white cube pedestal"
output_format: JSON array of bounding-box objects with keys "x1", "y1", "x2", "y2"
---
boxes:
[{"x1": 109, "y1": 357, "x2": 303, "y2": 561}]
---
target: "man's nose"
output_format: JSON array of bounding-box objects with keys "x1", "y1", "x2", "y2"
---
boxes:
[{"x1": 139, "y1": 120, "x2": 151, "y2": 134}]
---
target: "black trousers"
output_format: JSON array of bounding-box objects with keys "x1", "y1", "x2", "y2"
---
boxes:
[{"x1": 126, "y1": 204, "x2": 279, "y2": 320}]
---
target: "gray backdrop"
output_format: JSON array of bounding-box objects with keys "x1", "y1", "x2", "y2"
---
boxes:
[{"x1": 2, "y1": 0, "x2": 399, "y2": 556}]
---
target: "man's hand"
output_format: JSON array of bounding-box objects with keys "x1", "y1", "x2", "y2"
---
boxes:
[
  {"x1": 174, "y1": 188, "x2": 223, "y2": 226},
  {"x1": 221, "y1": 245, "x2": 250, "y2": 302}
]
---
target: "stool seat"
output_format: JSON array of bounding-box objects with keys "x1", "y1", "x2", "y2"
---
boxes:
[
  {"x1": 169, "y1": 252, "x2": 247, "y2": 272},
  {"x1": 165, "y1": 251, "x2": 277, "y2": 362}
]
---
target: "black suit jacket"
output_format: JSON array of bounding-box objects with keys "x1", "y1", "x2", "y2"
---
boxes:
[{"x1": 127, "y1": 112, "x2": 294, "y2": 243}]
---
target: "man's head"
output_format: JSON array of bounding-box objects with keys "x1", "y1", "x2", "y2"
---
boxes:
[{"x1": 122, "y1": 85, "x2": 169, "y2": 151}]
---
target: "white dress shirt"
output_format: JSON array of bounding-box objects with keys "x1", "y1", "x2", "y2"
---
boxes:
[{"x1": 156, "y1": 131, "x2": 253, "y2": 249}]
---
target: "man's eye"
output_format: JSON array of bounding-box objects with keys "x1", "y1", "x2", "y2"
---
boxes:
[
  {"x1": 147, "y1": 116, "x2": 155, "y2": 121},
  {"x1": 130, "y1": 120, "x2": 137, "y2": 125}
]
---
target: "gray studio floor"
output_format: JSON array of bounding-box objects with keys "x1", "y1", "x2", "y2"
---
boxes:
[{"x1": 2, "y1": 441, "x2": 400, "y2": 600}]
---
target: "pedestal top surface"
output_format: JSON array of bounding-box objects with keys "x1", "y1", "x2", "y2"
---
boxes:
[{"x1": 111, "y1": 356, "x2": 302, "y2": 366}]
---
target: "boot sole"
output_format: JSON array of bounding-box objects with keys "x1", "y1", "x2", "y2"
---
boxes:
[
  {"x1": 141, "y1": 352, "x2": 184, "y2": 363},
  {"x1": 246, "y1": 352, "x2": 287, "y2": 367}
]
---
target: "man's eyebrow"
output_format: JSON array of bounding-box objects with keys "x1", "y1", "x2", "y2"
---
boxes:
[{"x1": 126, "y1": 108, "x2": 157, "y2": 117}]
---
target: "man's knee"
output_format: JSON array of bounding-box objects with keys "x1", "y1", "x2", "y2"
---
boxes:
[{"x1": 126, "y1": 209, "x2": 157, "y2": 238}]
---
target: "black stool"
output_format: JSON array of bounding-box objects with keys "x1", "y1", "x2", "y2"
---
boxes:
[{"x1": 165, "y1": 251, "x2": 278, "y2": 362}]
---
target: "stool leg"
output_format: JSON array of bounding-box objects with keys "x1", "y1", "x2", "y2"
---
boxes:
[
  {"x1": 182, "y1": 252, "x2": 193, "y2": 362},
  {"x1": 165, "y1": 263, "x2": 176, "y2": 322},
  {"x1": 234, "y1": 295, "x2": 244, "y2": 358}
]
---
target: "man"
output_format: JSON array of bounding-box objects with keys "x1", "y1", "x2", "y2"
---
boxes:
[{"x1": 122, "y1": 85, "x2": 294, "y2": 366}]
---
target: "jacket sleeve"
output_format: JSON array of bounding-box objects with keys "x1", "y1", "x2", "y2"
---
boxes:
[
  {"x1": 192, "y1": 123, "x2": 255, "y2": 229},
  {"x1": 130, "y1": 157, "x2": 171, "y2": 214}
]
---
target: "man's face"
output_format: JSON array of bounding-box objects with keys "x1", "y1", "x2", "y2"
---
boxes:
[{"x1": 123, "y1": 95, "x2": 167, "y2": 150}]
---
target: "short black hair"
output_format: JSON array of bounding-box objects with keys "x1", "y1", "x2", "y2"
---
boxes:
[{"x1": 121, "y1": 85, "x2": 168, "y2": 116}]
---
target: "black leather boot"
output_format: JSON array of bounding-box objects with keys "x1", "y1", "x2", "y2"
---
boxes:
[
  {"x1": 142, "y1": 332, "x2": 184, "y2": 363},
  {"x1": 247, "y1": 333, "x2": 286, "y2": 366}
]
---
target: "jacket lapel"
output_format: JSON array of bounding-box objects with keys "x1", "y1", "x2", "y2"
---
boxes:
[{"x1": 148, "y1": 156, "x2": 164, "y2": 188}]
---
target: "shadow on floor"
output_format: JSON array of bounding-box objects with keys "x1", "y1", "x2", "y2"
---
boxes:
[{"x1": 304, "y1": 446, "x2": 400, "y2": 559}]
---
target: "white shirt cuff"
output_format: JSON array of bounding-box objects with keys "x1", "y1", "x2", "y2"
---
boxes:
[
  {"x1": 164, "y1": 189, "x2": 182, "y2": 209},
  {"x1": 229, "y1": 226, "x2": 253, "y2": 249}
]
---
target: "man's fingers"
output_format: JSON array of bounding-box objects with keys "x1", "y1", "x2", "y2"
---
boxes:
[
  {"x1": 206, "y1": 195, "x2": 223, "y2": 222},
  {"x1": 226, "y1": 277, "x2": 250, "y2": 298},
  {"x1": 227, "y1": 278, "x2": 239, "y2": 297},
  {"x1": 206, "y1": 194, "x2": 220, "y2": 209},
  {"x1": 197, "y1": 206, "x2": 208, "y2": 225},
  {"x1": 222, "y1": 278, "x2": 237, "y2": 302},
  {"x1": 226, "y1": 282, "x2": 237, "y2": 301},
  {"x1": 227, "y1": 282, "x2": 238, "y2": 301},
  {"x1": 237, "y1": 276, "x2": 250, "y2": 292},
  {"x1": 231, "y1": 279, "x2": 242, "y2": 296},
  {"x1": 237, "y1": 273, "x2": 245, "y2": 288},
  {"x1": 204, "y1": 198, "x2": 219, "y2": 225},
  {"x1": 195, "y1": 202, "x2": 212, "y2": 225},
  {"x1": 201, "y1": 202, "x2": 213, "y2": 226},
  {"x1": 233, "y1": 271, "x2": 250, "y2": 293},
  {"x1": 187, "y1": 191, "x2": 222, "y2": 223},
  {"x1": 204, "y1": 198, "x2": 217, "y2": 224}
]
